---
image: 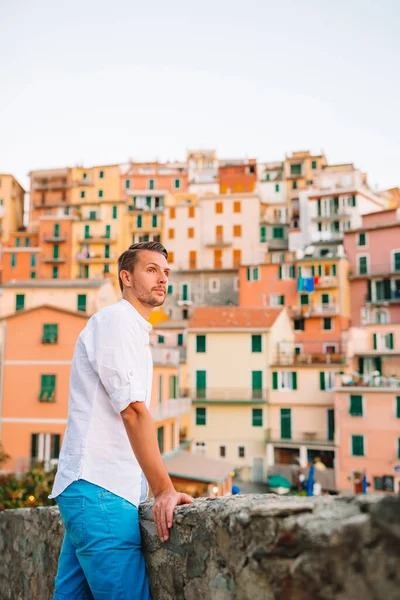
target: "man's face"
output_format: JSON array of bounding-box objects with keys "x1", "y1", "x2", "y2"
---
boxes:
[{"x1": 129, "y1": 250, "x2": 170, "y2": 308}]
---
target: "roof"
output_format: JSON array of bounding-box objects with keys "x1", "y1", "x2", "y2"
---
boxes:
[
  {"x1": 188, "y1": 306, "x2": 283, "y2": 330},
  {"x1": 163, "y1": 450, "x2": 235, "y2": 483},
  {"x1": 154, "y1": 319, "x2": 188, "y2": 330},
  {"x1": 0, "y1": 304, "x2": 89, "y2": 322},
  {"x1": 1, "y1": 279, "x2": 112, "y2": 289}
]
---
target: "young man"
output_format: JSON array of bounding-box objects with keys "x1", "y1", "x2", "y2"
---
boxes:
[{"x1": 51, "y1": 241, "x2": 192, "y2": 600}]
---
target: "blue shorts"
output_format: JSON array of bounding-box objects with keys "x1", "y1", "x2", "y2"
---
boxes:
[{"x1": 54, "y1": 479, "x2": 151, "y2": 600}]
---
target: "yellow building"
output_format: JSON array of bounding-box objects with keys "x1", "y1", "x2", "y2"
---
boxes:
[
  {"x1": 0, "y1": 174, "x2": 25, "y2": 244},
  {"x1": 284, "y1": 151, "x2": 327, "y2": 228},
  {"x1": 187, "y1": 306, "x2": 294, "y2": 482}
]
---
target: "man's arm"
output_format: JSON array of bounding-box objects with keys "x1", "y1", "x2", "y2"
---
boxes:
[{"x1": 121, "y1": 402, "x2": 192, "y2": 543}]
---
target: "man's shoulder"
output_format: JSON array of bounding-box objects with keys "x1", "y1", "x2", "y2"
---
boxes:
[{"x1": 88, "y1": 301, "x2": 126, "y2": 327}]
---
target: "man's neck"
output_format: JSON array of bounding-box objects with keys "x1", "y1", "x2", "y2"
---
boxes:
[{"x1": 122, "y1": 292, "x2": 152, "y2": 321}]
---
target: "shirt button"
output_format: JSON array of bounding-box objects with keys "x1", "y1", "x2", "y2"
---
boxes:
[{"x1": 129, "y1": 372, "x2": 133, "y2": 376}]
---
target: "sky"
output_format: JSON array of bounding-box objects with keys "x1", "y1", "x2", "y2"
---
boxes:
[{"x1": 1, "y1": 0, "x2": 399, "y2": 191}]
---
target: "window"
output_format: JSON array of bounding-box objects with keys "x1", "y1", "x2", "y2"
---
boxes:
[
  {"x1": 82, "y1": 172, "x2": 87, "y2": 179},
  {"x1": 233, "y1": 201, "x2": 241, "y2": 213},
  {"x1": 260, "y1": 225, "x2": 267, "y2": 243},
  {"x1": 98, "y1": 170, "x2": 104, "y2": 179},
  {"x1": 104, "y1": 264, "x2": 110, "y2": 274},
  {"x1": 300, "y1": 293, "x2": 309, "y2": 306},
  {"x1": 169, "y1": 207, "x2": 176, "y2": 219},
  {"x1": 39, "y1": 374, "x2": 56, "y2": 402},
  {"x1": 104, "y1": 225, "x2": 111, "y2": 239},
  {"x1": 169, "y1": 375, "x2": 178, "y2": 399},
  {"x1": 292, "y1": 181, "x2": 297, "y2": 190},
  {"x1": 31, "y1": 433, "x2": 60, "y2": 463},
  {"x1": 181, "y1": 283, "x2": 189, "y2": 301},
  {"x1": 174, "y1": 179, "x2": 181, "y2": 189},
  {"x1": 393, "y1": 251, "x2": 400, "y2": 272},
  {"x1": 157, "y1": 427, "x2": 164, "y2": 453},
  {"x1": 209, "y1": 278, "x2": 220, "y2": 293},
  {"x1": 84, "y1": 225, "x2": 90, "y2": 239},
  {"x1": 188, "y1": 206, "x2": 195, "y2": 218},
  {"x1": 327, "y1": 408, "x2": 335, "y2": 441},
  {"x1": 268, "y1": 295, "x2": 284, "y2": 307},
  {"x1": 252, "y1": 408, "x2": 263, "y2": 427},
  {"x1": 275, "y1": 184, "x2": 280, "y2": 192},
  {"x1": 323, "y1": 317, "x2": 332, "y2": 331},
  {"x1": 351, "y1": 435, "x2": 364, "y2": 456},
  {"x1": 52, "y1": 266, "x2": 59, "y2": 279},
  {"x1": 16, "y1": 294, "x2": 25, "y2": 311},
  {"x1": 53, "y1": 244, "x2": 59, "y2": 259},
  {"x1": 167, "y1": 284, "x2": 173, "y2": 295},
  {"x1": 238, "y1": 446, "x2": 246, "y2": 458},
  {"x1": 11, "y1": 253, "x2": 16, "y2": 268},
  {"x1": 294, "y1": 318, "x2": 305, "y2": 331},
  {"x1": 189, "y1": 250, "x2": 196, "y2": 269},
  {"x1": 251, "y1": 334, "x2": 262, "y2": 353},
  {"x1": 80, "y1": 191, "x2": 85, "y2": 199},
  {"x1": 396, "y1": 396, "x2": 400, "y2": 419},
  {"x1": 196, "y1": 370, "x2": 206, "y2": 398},
  {"x1": 357, "y1": 233, "x2": 367, "y2": 247},
  {"x1": 252, "y1": 371, "x2": 263, "y2": 399},
  {"x1": 168, "y1": 228, "x2": 175, "y2": 239},
  {"x1": 196, "y1": 335, "x2": 206, "y2": 353},
  {"x1": 280, "y1": 408, "x2": 292, "y2": 439},
  {"x1": 233, "y1": 249, "x2": 241, "y2": 268},
  {"x1": 16, "y1": 237, "x2": 20, "y2": 247},
  {"x1": 373, "y1": 332, "x2": 394, "y2": 350},
  {"x1": 148, "y1": 179, "x2": 155, "y2": 190},
  {"x1": 374, "y1": 310, "x2": 388, "y2": 324},
  {"x1": 272, "y1": 371, "x2": 297, "y2": 391},
  {"x1": 25, "y1": 238, "x2": 30, "y2": 247},
  {"x1": 188, "y1": 227, "x2": 194, "y2": 238},
  {"x1": 279, "y1": 265, "x2": 295, "y2": 279},
  {"x1": 177, "y1": 333, "x2": 183, "y2": 346},
  {"x1": 77, "y1": 294, "x2": 87, "y2": 312},
  {"x1": 125, "y1": 179, "x2": 130, "y2": 189},
  {"x1": 321, "y1": 293, "x2": 330, "y2": 305},
  {"x1": 319, "y1": 372, "x2": 334, "y2": 391},
  {"x1": 246, "y1": 267, "x2": 260, "y2": 281},
  {"x1": 311, "y1": 160, "x2": 317, "y2": 169},
  {"x1": 169, "y1": 251, "x2": 174, "y2": 263},
  {"x1": 219, "y1": 446, "x2": 226, "y2": 458},
  {"x1": 233, "y1": 224, "x2": 241, "y2": 237},
  {"x1": 30, "y1": 254, "x2": 36, "y2": 268},
  {"x1": 215, "y1": 202, "x2": 223, "y2": 214},
  {"x1": 136, "y1": 215, "x2": 142, "y2": 228},
  {"x1": 358, "y1": 255, "x2": 369, "y2": 275},
  {"x1": 98, "y1": 190, "x2": 103, "y2": 198},
  {"x1": 350, "y1": 395, "x2": 363, "y2": 416},
  {"x1": 42, "y1": 324, "x2": 58, "y2": 344},
  {"x1": 30, "y1": 271, "x2": 36, "y2": 279},
  {"x1": 196, "y1": 407, "x2": 206, "y2": 426},
  {"x1": 290, "y1": 164, "x2": 302, "y2": 175},
  {"x1": 152, "y1": 214, "x2": 158, "y2": 228},
  {"x1": 273, "y1": 226, "x2": 284, "y2": 239},
  {"x1": 349, "y1": 195, "x2": 356, "y2": 207},
  {"x1": 112, "y1": 205, "x2": 118, "y2": 219}
]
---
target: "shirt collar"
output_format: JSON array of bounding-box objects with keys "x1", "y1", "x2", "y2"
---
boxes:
[{"x1": 120, "y1": 299, "x2": 153, "y2": 333}]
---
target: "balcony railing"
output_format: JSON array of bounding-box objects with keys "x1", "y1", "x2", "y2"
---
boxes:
[
  {"x1": 267, "y1": 238, "x2": 288, "y2": 250},
  {"x1": 150, "y1": 398, "x2": 192, "y2": 422},
  {"x1": 151, "y1": 347, "x2": 180, "y2": 366},
  {"x1": 365, "y1": 292, "x2": 400, "y2": 304},
  {"x1": 189, "y1": 387, "x2": 268, "y2": 402},
  {"x1": 311, "y1": 231, "x2": 344, "y2": 243},
  {"x1": 312, "y1": 210, "x2": 350, "y2": 222},
  {"x1": 76, "y1": 253, "x2": 116, "y2": 263},
  {"x1": 337, "y1": 373, "x2": 400, "y2": 389},
  {"x1": 273, "y1": 352, "x2": 346, "y2": 366},
  {"x1": 41, "y1": 256, "x2": 67, "y2": 263},
  {"x1": 32, "y1": 181, "x2": 70, "y2": 191},
  {"x1": 79, "y1": 236, "x2": 116, "y2": 244},
  {"x1": 265, "y1": 428, "x2": 334, "y2": 445},
  {"x1": 314, "y1": 275, "x2": 338, "y2": 288},
  {"x1": 204, "y1": 235, "x2": 233, "y2": 247},
  {"x1": 43, "y1": 236, "x2": 67, "y2": 243},
  {"x1": 292, "y1": 303, "x2": 339, "y2": 317}
]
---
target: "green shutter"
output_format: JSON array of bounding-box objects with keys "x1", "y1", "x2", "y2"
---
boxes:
[
  {"x1": 290, "y1": 265, "x2": 295, "y2": 278},
  {"x1": 318, "y1": 264, "x2": 322, "y2": 276},
  {"x1": 272, "y1": 371, "x2": 278, "y2": 390},
  {"x1": 311, "y1": 160, "x2": 317, "y2": 169},
  {"x1": 11, "y1": 253, "x2": 16, "y2": 267},
  {"x1": 16, "y1": 294, "x2": 25, "y2": 311},
  {"x1": 252, "y1": 334, "x2": 262, "y2": 353},
  {"x1": 320, "y1": 372, "x2": 326, "y2": 391},
  {"x1": 42, "y1": 324, "x2": 58, "y2": 344},
  {"x1": 98, "y1": 190, "x2": 103, "y2": 198},
  {"x1": 311, "y1": 265, "x2": 315, "y2": 276},
  {"x1": 327, "y1": 409, "x2": 335, "y2": 441},
  {"x1": 25, "y1": 238, "x2": 30, "y2": 247},
  {"x1": 196, "y1": 335, "x2": 206, "y2": 353},
  {"x1": 53, "y1": 244, "x2": 59, "y2": 259},
  {"x1": 280, "y1": 408, "x2": 292, "y2": 439},
  {"x1": 196, "y1": 407, "x2": 206, "y2": 426},
  {"x1": 322, "y1": 293, "x2": 329, "y2": 304},
  {"x1": 373, "y1": 334, "x2": 377, "y2": 350},
  {"x1": 260, "y1": 226, "x2": 267, "y2": 242},
  {"x1": 275, "y1": 184, "x2": 279, "y2": 192},
  {"x1": 30, "y1": 254, "x2": 36, "y2": 268},
  {"x1": 30, "y1": 271, "x2": 36, "y2": 279},
  {"x1": 104, "y1": 244, "x2": 110, "y2": 258},
  {"x1": 332, "y1": 264, "x2": 337, "y2": 276},
  {"x1": 252, "y1": 371, "x2": 263, "y2": 399},
  {"x1": 292, "y1": 372, "x2": 297, "y2": 390},
  {"x1": 167, "y1": 284, "x2": 173, "y2": 295},
  {"x1": 300, "y1": 293, "x2": 309, "y2": 305},
  {"x1": 125, "y1": 179, "x2": 130, "y2": 189},
  {"x1": 157, "y1": 427, "x2": 164, "y2": 453},
  {"x1": 84, "y1": 225, "x2": 90, "y2": 239},
  {"x1": 397, "y1": 397, "x2": 400, "y2": 419},
  {"x1": 105, "y1": 225, "x2": 111, "y2": 239},
  {"x1": 158, "y1": 335, "x2": 164, "y2": 344},
  {"x1": 54, "y1": 223, "x2": 60, "y2": 237},
  {"x1": 158, "y1": 375, "x2": 163, "y2": 404},
  {"x1": 31, "y1": 434, "x2": 38, "y2": 460},
  {"x1": 182, "y1": 284, "x2": 189, "y2": 301},
  {"x1": 51, "y1": 434, "x2": 61, "y2": 459},
  {"x1": 39, "y1": 374, "x2": 56, "y2": 402},
  {"x1": 149, "y1": 179, "x2": 154, "y2": 190},
  {"x1": 196, "y1": 371, "x2": 206, "y2": 399},
  {"x1": 352, "y1": 435, "x2": 364, "y2": 456},
  {"x1": 394, "y1": 252, "x2": 400, "y2": 272},
  {"x1": 387, "y1": 333, "x2": 394, "y2": 350},
  {"x1": 350, "y1": 395, "x2": 363, "y2": 416},
  {"x1": 298, "y1": 266, "x2": 302, "y2": 278},
  {"x1": 77, "y1": 294, "x2": 87, "y2": 312},
  {"x1": 99, "y1": 170, "x2": 104, "y2": 179},
  {"x1": 16, "y1": 237, "x2": 20, "y2": 247},
  {"x1": 278, "y1": 266, "x2": 282, "y2": 279},
  {"x1": 137, "y1": 215, "x2": 143, "y2": 228},
  {"x1": 177, "y1": 333, "x2": 183, "y2": 346},
  {"x1": 169, "y1": 375, "x2": 177, "y2": 399},
  {"x1": 112, "y1": 205, "x2": 118, "y2": 219},
  {"x1": 252, "y1": 408, "x2": 263, "y2": 427},
  {"x1": 152, "y1": 214, "x2": 158, "y2": 227}
]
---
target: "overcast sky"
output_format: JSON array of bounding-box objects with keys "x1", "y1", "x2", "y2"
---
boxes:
[{"x1": 1, "y1": 0, "x2": 399, "y2": 191}]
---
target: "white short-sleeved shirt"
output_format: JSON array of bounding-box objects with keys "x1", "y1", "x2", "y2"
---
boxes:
[{"x1": 50, "y1": 299, "x2": 153, "y2": 506}]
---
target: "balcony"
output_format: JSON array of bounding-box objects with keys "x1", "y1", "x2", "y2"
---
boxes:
[
  {"x1": 312, "y1": 211, "x2": 350, "y2": 222},
  {"x1": 177, "y1": 297, "x2": 193, "y2": 307},
  {"x1": 150, "y1": 398, "x2": 192, "y2": 422},
  {"x1": 204, "y1": 235, "x2": 233, "y2": 248},
  {"x1": 41, "y1": 256, "x2": 67, "y2": 263},
  {"x1": 190, "y1": 387, "x2": 268, "y2": 403},
  {"x1": 267, "y1": 238, "x2": 288, "y2": 250},
  {"x1": 79, "y1": 236, "x2": 116, "y2": 244},
  {"x1": 32, "y1": 181, "x2": 70, "y2": 191},
  {"x1": 365, "y1": 292, "x2": 400, "y2": 305},
  {"x1": 292, "y1": 303, "x2": 339, "y2": 318},
  {"x1": 151, "y1": 347, "x2": 180, "y2": 366},
  {"x1": 273, "y1": 352, "x2": 346, "y2": 366},
  {"x1": 349, "y1": 264, "x2": 400, "y2": 280},
  {"x1": 314, "y1": 275, "x2": 338, "y2": 288},
  {"x1": 75, "y1": 178, "x2": 93, "y2": 186},
  {"x1": 76, "y1": 253, "x2": 116, "y2": 263},
  {"x1": 43, "y1": 236, "x2": 67, "y2": 243},
  {"x1": 337, "y1": 372, "x2": 400, "y2": 390},
  {"x1": 265, "y1": 428, "x2": 334, "y2": 446},
  {"x1": 311, "y1": 231, "x2": 343, "y2": 243}
]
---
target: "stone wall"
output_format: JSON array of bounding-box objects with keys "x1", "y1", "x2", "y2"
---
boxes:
[{"x1": 1, "y1": 494, "x2": 400, "y2": 600}]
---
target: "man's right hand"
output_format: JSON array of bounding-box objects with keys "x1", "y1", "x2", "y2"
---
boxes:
[{"x1": 153, "y1": 488, "x2": 193, "y2": 543}]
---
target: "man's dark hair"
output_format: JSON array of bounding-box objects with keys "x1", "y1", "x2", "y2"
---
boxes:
[{"x1": 117, "y1": 241, "x2": 168, "y2": 291}]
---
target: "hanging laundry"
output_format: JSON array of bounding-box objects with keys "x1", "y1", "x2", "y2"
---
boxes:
[
  {"x1": 305, "y1": 277, "x2": 315, "y2": 292},
  {"x1": 297, "y1": 277, "x2": 305, "y2": 292},
  {"x1": 314, "y1": 276, "x2": 319, "y2": 285}
]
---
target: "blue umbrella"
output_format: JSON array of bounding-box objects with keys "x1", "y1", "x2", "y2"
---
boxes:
[
  {"x1": 306, "y1": 464, "x2": 315, "y2": 496},
  {"x1": 362, "y1": 472, "x2": 370, "y2": 493}
]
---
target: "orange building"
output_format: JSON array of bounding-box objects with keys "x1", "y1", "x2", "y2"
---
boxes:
[
  {"x1": 0, "y1": 174, "x2": 25, "y2": 243},
  {"x1": 121, "y1": 161, "x2": 188, "y2": 196},
  {"x1": 0, "y1": 305, "x2": 87, "y2": 473},
  {"x1": 218, "y1": 159, "x2": 257, "y2": 194},
  {"x1": 1, "y1": 231, "x2": 40, "y2": 284},
  {"x1": 37, "y1": 217, "x2": 74, "y2": 279},
  {"x1": 29, "y1": 168, "x2": 72, "y2": 227}
]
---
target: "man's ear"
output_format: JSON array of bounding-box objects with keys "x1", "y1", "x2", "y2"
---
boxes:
[{"x1": 120, "y1": 269, "x2": 132, "y2": 288}]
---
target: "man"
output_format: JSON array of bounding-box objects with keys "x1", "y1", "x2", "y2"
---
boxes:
[{"x1": 50, "y1": 241, "x2": 193, "y2": 599}]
